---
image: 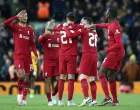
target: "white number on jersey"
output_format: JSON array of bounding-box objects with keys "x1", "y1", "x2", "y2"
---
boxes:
[
  {"x1": 88, "y1": 33, "x2": 97, "y2": 47},
  {"x1": 60, "y1": 30, "x2": 74, "y2": 44}
]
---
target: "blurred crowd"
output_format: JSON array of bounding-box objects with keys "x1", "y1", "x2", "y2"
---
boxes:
[{"x1": 0, "y1": 0, "x2": 140, "y2": 82}]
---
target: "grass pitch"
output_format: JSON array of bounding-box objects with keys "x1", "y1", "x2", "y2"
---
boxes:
[{"x1": 0, "y1": 94, "x2": 140, "y2": 110}]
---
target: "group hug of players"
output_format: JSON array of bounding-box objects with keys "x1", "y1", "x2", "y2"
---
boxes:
[{"x1": 4, "y1": 8, "x2": 125, "y2": 107}]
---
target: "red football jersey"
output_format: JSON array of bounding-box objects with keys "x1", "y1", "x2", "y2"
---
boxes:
[
  {"x1": 38, "y1": 32, "x2": 60, "y2": 59},
  {"x1": 64, "y1": 26, "x2": 98, "y2": 54},
  {"x1": 4, "y1": 16, "x2": 37, "y2": 56},
  {"x1": 53, "y1": 24, "x2": 81, "y2": 56},
  {"x1": 96, "y1": 20, "x2": 125, "y2": 55}
]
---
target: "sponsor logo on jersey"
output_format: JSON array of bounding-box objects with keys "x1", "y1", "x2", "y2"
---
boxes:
[
  {"x1": 48, "y1": 43, "x2": 59, "y2": 48},
  {"x1": 52, "y1": 44, "x2": 59, "y2": 47}
]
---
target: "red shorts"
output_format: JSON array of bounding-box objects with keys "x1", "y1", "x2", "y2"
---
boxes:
[
  {"x1": 102, "y1": 53, "x2": 124, "y2": 70},
  {"x1": 59, "y1": 55, "x2": 77, "y2": 74},
  {"x1": 14, "y1": 54, "x2": 33, "y2": 74},
  {"x1": 80, "y1": 53, "x2": 97, "y2": 76},
  {"x1": 43, "y1": 59, "x2": 59, "y2": 78}
]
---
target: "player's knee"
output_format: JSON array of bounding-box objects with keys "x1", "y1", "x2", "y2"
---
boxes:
[
  {"x1": 55, "y1": 76, "x2": 60, "y2": 81},
  {"x1": 24, "y1": 75, "x2": 29, "y2": 82},
  {"x1": 88, "y1": 76, "x2": 95, "y2": 82},
  {"x1": 79, "y1": 74, "x2": 86, "y2": 81},
  {"x1": 18, "y1": 69, "x2": 25, "y2": 80},
  {"x1": 107, "y1": 75, "x2": 116, "y2": 81},
  {"x1": 60, "y1": 74, "x2": 65, "y2": 80},
  {"x1": 68, "y1": 74, "x2": 75, "y2": 80},
  {"x1": 98, "y1": 67, "x2": 107, "y2": 76}
]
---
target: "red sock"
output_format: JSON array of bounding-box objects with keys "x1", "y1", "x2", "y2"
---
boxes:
[
  {"x1": 58, "y1": 79, "x2": 64, "y2": 100},
  {"x1": 109, "y1": 80, "x2": 118, "y2": 102},
  {"x1": 90, "y1": 81, "x2": 97, "y2": 101},
  {"x1": 46, "y1": 92, "x2": 52, "y2": 102},
  {"x1": 22, "y1": 82, "x2": 29, "y2": 100},
  {"x1": 52, "y1": 82, "x2": 58, "y2": 96},
  {"x1": 81, "y1": 79, "x2": 89, "y2": 99},
  {"x1": 18, "y1": 79, "x2": 24, "y2": 94},
  {"x1": 68, "y1": 79, "x2": 74, "y2": 101},
  {"x1": 99, "y1": 75, "x2": 110, "y2": 99}
]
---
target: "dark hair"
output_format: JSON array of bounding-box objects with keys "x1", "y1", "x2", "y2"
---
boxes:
[
  {"x1": 66, "y1": 12, "x2": 76, "y2": 21},
  {"x1": 82, "y1": 17, "x2": 92, "y2": 24},
  {"x1": 107, "y1": 8, "x2": 117, "y2": 18}
]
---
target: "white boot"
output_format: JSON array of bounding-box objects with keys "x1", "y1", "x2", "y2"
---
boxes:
[
  {"x1": 48, "y1": 101, "x2": 54, "y2": 106},
  {"x1": 51, "y1": 95, "x2": 56, "y2": 105},
  {"x1": 58, "y1": 100, "x2": 65, "y2": 106},
  {"x1": 67, "y1": 100, "x2": 77, "y2": 106},
  {"x1": 17, "y1": 94, "x2": 23, "y2": 106},
  {"x1": 21, "y1": 100, "x2": 27, "y2": 106},
  {"x1": 79, "y1": 97, "x2": 91, "y2": 106}
]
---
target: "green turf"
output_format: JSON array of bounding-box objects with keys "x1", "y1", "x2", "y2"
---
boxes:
[{"x1": 0, "y1": 94, "x2": 140, "y2": 110}]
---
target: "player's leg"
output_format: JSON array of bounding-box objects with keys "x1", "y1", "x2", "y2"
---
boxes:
[
  {"x1": 14, "y1": 57, "x2": 25, "y2": 105},
  {"x1": 79, "y1": 54, "x2": 93, "y2": 106},
  {"x1": 107, "y1": 69, "x2": 119, "y2": 106},
  {"x1": 51, "y1": 75, "x2": 59, "y2": 105},
  {"x1": 45, "y1": 77, "x2": 54, "y2": 106},
  {"x1": 98, "y1": 66, "x2": 112, "y2": 105},
  {"x1": 17, "y1": 69, "x2": 25, "y2": 105},
  {"x1": 58, "y1": 56, "x2": 66, "y2": 106},
  {"x1": 67, "y1": 74, "x2": 77, "y2": 106},
  {"x1": 22, "y1": 74, "x2": 29, "y2": 106},
  {"x1": 58, "y1": 74, "x2": 66, "y2": 106},
  {"x1": 79, "y1": 74, "x2": 91, "y2": 106},
  {"x1": 88, "y1": 57, "x2": 98, "y2": 106},
  {"x1": 21, "y1": 57, "x2": 32, "y2": 106},
  {"x1": 88, "y1": 76, "x2": 97, "y2": 106},
  {"x1": 67, "y1": 56, "x2": 77, "y2": 106},
  {"x1": 29, "y1": 73, "x2": 35, "y2": 98},
  {"x1": 52, "y1": 60, "x2": 59, "y2": 99}
]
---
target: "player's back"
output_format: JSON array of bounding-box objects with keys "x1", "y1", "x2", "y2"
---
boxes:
[
  {"x1": 54, "y1": 24, "x2": 80, "y2": 56},
  {"x1": 42, "y1": 32, "x2": 60, "y2": 60},
  {"x1": 107, "y1": 20, "x2": 124, "y2": 55},
  {"x1": 81, "y1": 28, "x2": 98, "y2": 54}
]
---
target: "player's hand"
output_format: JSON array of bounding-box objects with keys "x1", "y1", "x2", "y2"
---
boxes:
[
  {"x1": 63, "y1": 23, "x2": 68, "y2": 27},
  {"x1": 17, "y1": 10, "x2": 26, "y2": 19},
  {"x1": 47, "y1": 19, "x2": 55, "y2": 27},
  {"x1": 85, "y1": 24, "x2": 96, "y2": 29},
  {"x1": 98, "y1": 50, "x2": 107, "y2": 56}
]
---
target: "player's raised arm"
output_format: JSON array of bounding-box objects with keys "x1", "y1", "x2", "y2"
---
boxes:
[
  {"x1": 105, "y1": 26, "x2": 123, "y2": 53},
  {"x1": 4, "y1": 10, "x2": 26, "y2": 31},
  {"x1": 95, "y1": 23, "x2": 108, "y2": 28},
  {"x1": 38, "y1": 21, "x2": 52, "y2": 44},
  {"x1": 63, "y1": 23, "x2": 82, "y2": 38}
]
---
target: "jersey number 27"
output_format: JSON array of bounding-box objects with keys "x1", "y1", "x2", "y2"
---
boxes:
[{"x1": 60, "y1": 31, "x2": 74, "y2": 44}]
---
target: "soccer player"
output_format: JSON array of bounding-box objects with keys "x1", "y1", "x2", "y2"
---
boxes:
[
  {"x1": 88, "y1": 8, "x2": 125, "y2": 106},
  {"x1": 38, "y1": 20, "x2": 60, "y2": 106},
  {"x1": 4, "y1": 10, "x2": 38, "y2": 106},
  {"x1": 53, "y1": 12, "x2": 81, "y2": 106},
  {"x1": 63, "y1": 17, "x2": 98, "y2": 106},
  {"x1": 29, "y1": 50, "x2": 40, "y2": 98}
]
